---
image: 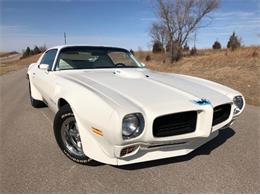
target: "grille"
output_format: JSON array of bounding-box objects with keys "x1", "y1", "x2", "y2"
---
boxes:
[
  {"x1": 212, "y1": 104, "x2": 231, "y2": 126},
  {"x1": 153, "y1": 111, "x2": 197, "y2": 137}
]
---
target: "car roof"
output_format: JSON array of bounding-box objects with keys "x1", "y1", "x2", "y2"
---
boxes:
[{"x1": 48, "y1": 45, "x2": 129, "y2": 51}]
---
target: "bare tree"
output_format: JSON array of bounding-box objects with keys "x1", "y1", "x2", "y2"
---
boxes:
[
  {"x1": 150, "y1": 22, "x2": 168, "y2": 52},
  {"x1": 155, "y1": 0, "x2": 219, "y2": 62}
]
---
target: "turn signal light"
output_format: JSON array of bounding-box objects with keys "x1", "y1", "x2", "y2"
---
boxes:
[{"x1": 120, "y1": 146, "x2": 138, "y2": 157}]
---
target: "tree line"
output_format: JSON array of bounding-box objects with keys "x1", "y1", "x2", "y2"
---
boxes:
[
  {"x1": 149, "y1": 0, "x2": 243, "y2": 59},
  {"x1": 152, "y1": 31, "x2": 242, "y2": 53},
  {"x1": 212, "y1": 32, "x2": 241, "y2": 50},
  {"x1": 149, "y1": 0, "x2": 220, "y2": 62},
  {"x1": 21, "y1": 45, "x2": 47, "y2": 58}
]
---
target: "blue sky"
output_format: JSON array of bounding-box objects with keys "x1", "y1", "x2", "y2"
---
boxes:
[{"x1": 0, "y1": 0, "x2": 259, "y2": 52}]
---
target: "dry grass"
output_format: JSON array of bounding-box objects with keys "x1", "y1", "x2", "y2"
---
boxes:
[
  {"x1": 0, "y1": 54, "x2": 41, "y2": 76},
  {"x1": 136, "y1": 46, "x2": 260, "y2": 106},
  {"x1": 0, "y1": 51, "x2": 19, "y2": 58}
]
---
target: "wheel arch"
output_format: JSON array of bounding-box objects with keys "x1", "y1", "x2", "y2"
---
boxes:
[
  {"x1": 57, "y1": 98, "x2": 71, "y2": 110},
  {"x1": 55, "y1": 96, "x2": 118, "y2": 165}
]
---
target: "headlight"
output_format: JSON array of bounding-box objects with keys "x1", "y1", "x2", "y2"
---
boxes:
[
  {"x1": 233, "y1": 96, "x2": 244, "y2": 114},
  {"x1": 122, "y1": 113, "x2": 144, "y2": 139}
]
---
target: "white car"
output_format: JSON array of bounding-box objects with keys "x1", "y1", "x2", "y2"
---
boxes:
[{"x1": 27, "y1": 45, "x2": 245, "y2": 165}]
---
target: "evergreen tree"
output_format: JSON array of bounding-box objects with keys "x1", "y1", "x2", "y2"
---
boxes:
[
  {"x1": 33, "y1": 46, "x2": 41, "y2": 54},
  {"x1": 227, "y1": 32, "x2": 241, "y2": 50},
  {"x1": 22, "y1": 47, "x2": 31, "y2": 58},
  {"x1": 212, "y1": 41, "x2": 221, "y2": 49},
  {"x1": 29, "y1": 49, "x2": 34, "y2": 56}
]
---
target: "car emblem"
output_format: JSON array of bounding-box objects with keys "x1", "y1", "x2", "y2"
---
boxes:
[{"x1": 192, "y1": 98, "x2": 211, "y2": 105}]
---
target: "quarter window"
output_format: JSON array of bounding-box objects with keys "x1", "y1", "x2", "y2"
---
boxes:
[{"x1": 40, "y1": 49, "x2": 57, "y2": 70}]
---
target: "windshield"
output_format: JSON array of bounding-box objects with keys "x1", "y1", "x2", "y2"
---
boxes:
[{"x1": 55, "y1": 46, "x2": 143, "y2": 70}]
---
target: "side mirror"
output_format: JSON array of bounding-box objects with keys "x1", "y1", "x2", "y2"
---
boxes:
[
  {"x1": 38, "y1": 64, "x2": 49, "y2": 71},
  {"x1": 141, "y1": 62, "x2": 146, "y2": 67}
]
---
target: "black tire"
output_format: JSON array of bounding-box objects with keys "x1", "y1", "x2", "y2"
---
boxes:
[
  {"x1": 28, "y1": 82, "x2": 46, "y2": 108},
  {"x1": 53, "y1": 104, "x2": 92, "y2": 165}
]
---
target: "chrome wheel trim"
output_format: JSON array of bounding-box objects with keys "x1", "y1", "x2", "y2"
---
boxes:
[{"x1": 61, "y1": 117, "x2": 84, "y2": 157}]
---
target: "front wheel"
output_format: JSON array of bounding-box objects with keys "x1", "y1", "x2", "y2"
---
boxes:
[{"x1": 53, "y1": 105, "x2": 92, "y2": 165}]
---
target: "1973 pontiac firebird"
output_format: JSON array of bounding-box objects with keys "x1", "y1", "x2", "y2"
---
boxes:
[{"x1": 27, "y1": 45, "x2": 245, "y2": 165}]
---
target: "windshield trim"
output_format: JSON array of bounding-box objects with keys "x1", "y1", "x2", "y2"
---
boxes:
[
  {"x1": 56, "y1": 66, "x2": 144, "y2": 72},
  {"x1": 53, "y1": 46, "x2": 143, "y2": 71}
]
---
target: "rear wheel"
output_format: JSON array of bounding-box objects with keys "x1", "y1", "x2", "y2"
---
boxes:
[
  {"x1": 28, "y1": 82, "x2": 45, "y2": 108},
  {"x1": 54, "y1": 104, "x2": 92, "y2": 164}
]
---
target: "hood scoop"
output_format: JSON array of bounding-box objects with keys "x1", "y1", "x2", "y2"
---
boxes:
[{"x1": 113, "y1": 69, "x2": 147, "y2": 79}]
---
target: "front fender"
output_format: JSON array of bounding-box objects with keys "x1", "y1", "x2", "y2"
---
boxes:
[{"x1": 54, "y1": 79, "x2": 124, "y2": 162}]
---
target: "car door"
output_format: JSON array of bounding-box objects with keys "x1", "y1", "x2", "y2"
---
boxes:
[{"x1": 34, "y1": 49, "x2": 58, "y2": 106}]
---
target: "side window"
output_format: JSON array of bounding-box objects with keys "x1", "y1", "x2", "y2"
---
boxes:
[{"x1": 40, "y1": 49, "x2": 57, "y2": 70}]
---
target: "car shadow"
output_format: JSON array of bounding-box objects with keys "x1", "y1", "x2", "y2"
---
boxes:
[
  {"x1": 115, "y1": 128, "x2": 235, "y2": 170},
  {"x1": 34, "y1": 101, "x2": 48, "y2": 108}
]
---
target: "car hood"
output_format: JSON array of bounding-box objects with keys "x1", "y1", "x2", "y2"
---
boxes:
[{"x1": 59, "y1": 68, "x2": 233, "y2": 114}]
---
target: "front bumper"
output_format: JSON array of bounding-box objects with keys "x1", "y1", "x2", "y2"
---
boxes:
[{"x1": 115, "y1": 130, "x2": 219, "y2": 165}]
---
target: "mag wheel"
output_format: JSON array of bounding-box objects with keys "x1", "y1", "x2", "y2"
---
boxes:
[
  {"x1": 61, "y1": 117, "x2": 84, "y2": 157},
  {"x1": 54, "y1": 104, "x2": 92, "y2": 165}
]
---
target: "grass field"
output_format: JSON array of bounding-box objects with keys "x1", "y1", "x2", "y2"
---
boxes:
[
  {"x1": 136, "y1": 46, "x2": 260, "y2": 106},
  {"x1": 0, "y1": 47, "x2": 259, "y2": 106},
  {"x1": 0, "y1": 51, "x2": 19, "y2": 58},
  {"x1": 0, "y1": 53, "x2": 41, "y2": 76}
]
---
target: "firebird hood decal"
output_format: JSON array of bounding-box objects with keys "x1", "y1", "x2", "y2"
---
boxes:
[{"x1": 192, "y1": 98, "x2": 211, "y2": 105}]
